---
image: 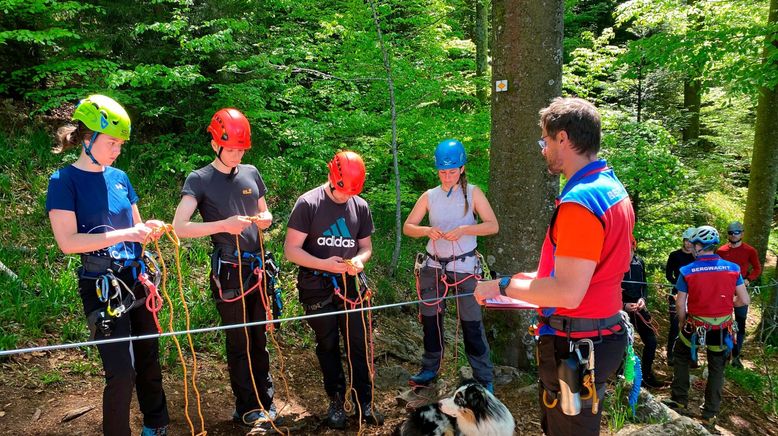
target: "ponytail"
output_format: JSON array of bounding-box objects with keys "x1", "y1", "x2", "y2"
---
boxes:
[
  {"x1": 459, "y1": 168, "x2": 469, "y2": 216},
  {"x1": 54, "y1": 122, "x2": 92, "y2": 154}
]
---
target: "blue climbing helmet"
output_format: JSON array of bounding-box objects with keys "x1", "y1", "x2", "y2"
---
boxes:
[
  {"x1": 690, "y1": 225, "x2": 720, "y2": 250},
  {"x1": 682, "y1": 227, "x2": 696, "y2": 241},
  {"x1": 434, "y1": 139, "x2": 467, "y2": 170}
]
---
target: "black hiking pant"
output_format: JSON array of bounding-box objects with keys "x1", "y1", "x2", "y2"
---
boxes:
[
  {"x1": 305, "y1": 301, "x2": 373, "y2": 406},
  {"x1": 79, "y1": 269, "x2": 169, "y2": 436},
  {"x1": 537, "y1": 331, "x2": 627, "y2": 436},
  {"x1": 210, "y1": 263, "x2": 275, "y2": 417}
]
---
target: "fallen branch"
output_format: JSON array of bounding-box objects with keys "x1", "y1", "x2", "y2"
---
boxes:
[{"x1": 0, "y1": 260, "x2": 20, "y2": 282}]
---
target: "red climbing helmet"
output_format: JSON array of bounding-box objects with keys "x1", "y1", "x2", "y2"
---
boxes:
[
  {"x1": 328, "y1": 151, "x2": 366, "y2": 195},
  {"x1": 207, "y1": 108, "x2": 251, "y2": 150}
]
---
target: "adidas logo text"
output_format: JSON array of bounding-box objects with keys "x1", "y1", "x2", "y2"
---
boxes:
[{"x1": 316, "y1": 236, "x2": 356, "y2": 248}]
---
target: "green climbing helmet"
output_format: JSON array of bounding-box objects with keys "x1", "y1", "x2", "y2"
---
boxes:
[{"x1": 72, "y1": 95, "x2": 131, "y2": 140}]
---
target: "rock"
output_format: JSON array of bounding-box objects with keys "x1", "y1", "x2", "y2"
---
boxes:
[
  {"x1": 61, "y1": 406, "x2": 94, "y2": 423},
  {"x1": 32, "y1": 408, "x2": 41, "y2": 422},
  {"x1": 395, "y1": 385, "x2": 439, "y2": 410},
  {"x1": 494, "y1": 365, "x2": 522, "y2": 386},
  {"x1": 634, "y1": 388, "x2": 670, "y2": 423},
  {"x1": 459, "y1": 366, "x2": 473, "y2": 381},
  {"x1": 617, "y1": 415, "x2": 712, "y2": 435},
  {"x1": 374, "y1": 365, "x2": 411, "y2": 389}
]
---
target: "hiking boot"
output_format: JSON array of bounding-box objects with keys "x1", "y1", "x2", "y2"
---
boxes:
[
  {"x1": 643, "y1": 373, "x2": 666, "y2": 389},
  {"x1": 233, "y1": 405, "x2": 277, "y2": 427},
  {"x1": 326, "y1": 395, "x2": 347, "y2": 429},
  {"x1": 359, "y1": 403, "x2": 385, "y2": 426},
  {"x1": 731, "y1": 356, "x2": 744, "y2": 369},
  {"x1": 408, "y1": 369, "x2": 437, "y2": 387},
  {"x1": 140, "y1": 425, "x2": 168, "y2": 436},
  {"x1": 485, "y1": 382, "x2": 494, "y2": 394},
  {"x1": 701, "y1": 415, "x2": 719, "y2": 434},
  {"x1": 662, "y1": 399, "x2": 688, "y2": 415}
]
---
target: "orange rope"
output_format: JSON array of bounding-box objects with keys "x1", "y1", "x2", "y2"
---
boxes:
[
  {"x1": 235, "y1": 232, "x2": 288, "y2": 435},
  {"x1": 145, "y1": 226, "x2": 203, "y2": 435},
  {"x1": 250, "y1": 223, "x2": 292, "y2": 421}
]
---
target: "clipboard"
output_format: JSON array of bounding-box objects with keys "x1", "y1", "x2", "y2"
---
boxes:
[{"x1": 484, "y1": 295, "x2": 538, "y2": 310}]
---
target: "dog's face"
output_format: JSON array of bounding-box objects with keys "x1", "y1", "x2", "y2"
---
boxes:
[
  {"x1": 438, "y1": 383, "x2": 514, "y2": 436},
  {"x1": 440, "y1": 383, "x2": 489, "y2": 422}
]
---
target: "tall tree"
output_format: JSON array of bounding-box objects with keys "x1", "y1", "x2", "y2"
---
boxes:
[
  {"x1": 681, "y1": 1, "x2": 703, "y2": 144},
  {"x1": 745, "y1": 0, "x2": 778, "y2": 339},
  {"x1": 475, "y1": 0, "x2": 489, "y2": 103},
  {"x1": 485, "y1": 0, "x2": 563, "y2": 369}
]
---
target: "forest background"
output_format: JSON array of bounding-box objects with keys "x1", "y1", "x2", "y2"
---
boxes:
[{"x1": 1, "y1": 0, "x2": 777, "y2": 429}]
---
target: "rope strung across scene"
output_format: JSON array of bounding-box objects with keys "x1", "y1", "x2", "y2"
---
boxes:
[
  {"x1": 4, "y1": 277, "x2": 773, "y2": 358},
  {"x1": 622, "y1": 279, "x2": 776, "y2": 294},
  {"x1": 0, "y1": 292, "x2": 478, "y2": 357}
]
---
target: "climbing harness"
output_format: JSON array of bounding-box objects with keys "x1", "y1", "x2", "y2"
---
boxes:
[{"x1": 681, "y1": 315, "x2": 736, "y2": 363}]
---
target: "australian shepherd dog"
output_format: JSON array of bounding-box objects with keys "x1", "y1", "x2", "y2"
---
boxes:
[{"x1": 397, "y1": 382, "x2": 515, "y2": 436}]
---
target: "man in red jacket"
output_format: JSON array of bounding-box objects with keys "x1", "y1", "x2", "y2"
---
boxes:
[{"x1": 716, "y1": 221, "x2": 761, "y2": 368}]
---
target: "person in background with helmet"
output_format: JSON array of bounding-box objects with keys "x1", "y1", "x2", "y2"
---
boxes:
[
  {"x1": 173, "y1": 108, "x2": 277, "y2": 431},
  {"x1": 667, "y1": 226, "x2": 750, "y2": 428},
  {"x1": 284, "y1": 151, "x2": 384, "y2": 429},
  {"x1": 46, "y1": 95, "x2": 170, "y2": 436},
  {"x1": 402, "y1": 139, "x2": 498, "y2": 391},
  {"x1": 664, "y1": 227, "x2": 697, "y2": 364},
  {"x1": 716, "y1": 221, "x2": 761, "y2": 368},
  {"x1": 622, "y1": 237, "x2": 663, "y2": 388},
  {"x1": 473, "y1": 97, "x2": 634, "y2": 435}
]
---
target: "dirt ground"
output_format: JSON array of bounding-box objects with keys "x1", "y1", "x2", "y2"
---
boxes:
[{"x1": 1, "y1": 306, "x2": 777, "y2": 436}]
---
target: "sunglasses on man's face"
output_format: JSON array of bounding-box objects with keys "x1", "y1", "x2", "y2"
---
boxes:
[{"x1": 728, "y1": 231, "x2": 743, "y2": 235}]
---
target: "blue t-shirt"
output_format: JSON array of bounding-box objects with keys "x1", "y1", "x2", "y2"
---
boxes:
[{"x1": 46, "y1": 165, "x2": 141, "y2": 260}]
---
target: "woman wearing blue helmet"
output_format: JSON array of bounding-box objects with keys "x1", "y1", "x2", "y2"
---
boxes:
[{"x1": 403, "y1": 139, "x2": 499, "y2": 391}]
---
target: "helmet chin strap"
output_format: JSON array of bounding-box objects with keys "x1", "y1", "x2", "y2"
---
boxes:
[
  {"x1": 82, "y1": 131, "x2": 101, "y2": 166},
  {"x1": 216, "y1": 146, "x2": 238, "y2": 178},
  {"x1": 444, "y1": 174, "x2": 462, "y2": 198}
]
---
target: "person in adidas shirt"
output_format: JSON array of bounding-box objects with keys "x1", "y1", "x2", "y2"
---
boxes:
[
  {"x1": 403, "y1": 139, "x2": 498, "y2": 392},
  {"x1": 284, "y1": 151, "x2": 384, "y2": 429},
  {"x1": 173, "y1": 108, "x2": 277, "y2": 431}
]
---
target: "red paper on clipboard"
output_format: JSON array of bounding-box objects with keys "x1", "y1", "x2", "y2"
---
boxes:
[{"x1": 484, "y1": 295, "x2": 538, "y2": 310}]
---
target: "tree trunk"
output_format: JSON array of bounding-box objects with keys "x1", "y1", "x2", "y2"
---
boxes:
[
  {"x1": 485, "y1": 0, "x2": 563, "y2": 369},
  {"x1": 367, "y1": 0, "x2": 402, "y2": 276},
  {"x1": 682, "y1": 78, "x2": 701, "y2": 143},
  {"x1": 475, "y1": 0, "x2": 489, "y2": 104},
  {"x1": 748, "y1": 0, "x2": 778, "y2": 342}
]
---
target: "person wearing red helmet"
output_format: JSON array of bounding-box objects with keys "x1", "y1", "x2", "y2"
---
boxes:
[
  {"x1": 284, "y1": 151, "x2": 384, "y2": 429},
  {"x1": 173, "y1": 108, "x2": 278, "y2": 431}
]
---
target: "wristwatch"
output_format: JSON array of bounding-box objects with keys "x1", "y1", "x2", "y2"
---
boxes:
[{"x1": 498, "y1": 276, "x2": 511, "y2": 297}]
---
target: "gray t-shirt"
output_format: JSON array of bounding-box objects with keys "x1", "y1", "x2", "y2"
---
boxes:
[
  {"x1": 287, "y1": 185, "x2": 374, "y2": 301},
  {"x1": 181, "y1": 163, "x2": 267, "y2": 252}
]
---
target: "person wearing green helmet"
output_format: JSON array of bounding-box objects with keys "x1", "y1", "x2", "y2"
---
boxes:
[
  {"x1": 46, "y1": 95, "x2": 170, "y2": 436},
  {"x1": 664, "y1": 227, "x2": 697, "y2": 365}
]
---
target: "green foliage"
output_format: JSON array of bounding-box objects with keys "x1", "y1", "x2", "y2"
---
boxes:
[
  {"x1": 615, "y1": 0, "x2": 776, "y2": 95},
  {"x1": 604, "y1": 378, "x2": 630, "y2": 432}
]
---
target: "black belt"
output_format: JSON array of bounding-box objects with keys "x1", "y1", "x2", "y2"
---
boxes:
[
  {"x1": 302, "y1": 295, "x2": 334, "y2": 312},
  {"x1": 539, "y1": 313, "x2": 623, "y2": 333},
  {"x1": 81, "y1": 255, "x2": 143, "y2": 276}
]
